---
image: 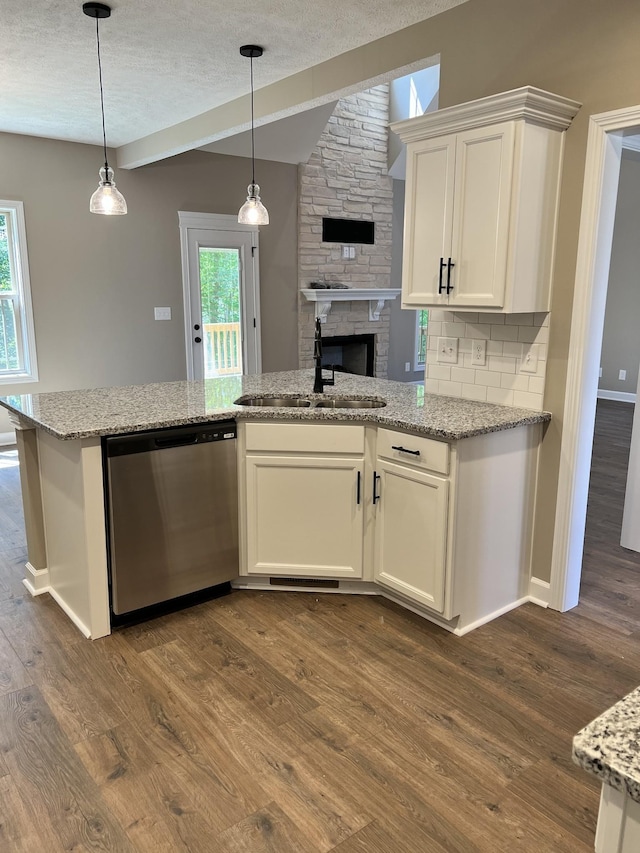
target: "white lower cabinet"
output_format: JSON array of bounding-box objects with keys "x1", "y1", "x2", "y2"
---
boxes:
[
  {"x1": 373, "y1": 459, "x2": 448, "y2": 612},
  {"x1": 239, "y1": 420, "x2": 538, "y2": 635},
  {"x1": 242, "y1": 422, "x2": 365, "y2": 579}
]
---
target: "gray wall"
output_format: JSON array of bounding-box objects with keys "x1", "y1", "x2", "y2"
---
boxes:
[
  {"x1": 0, "y1": 133, "x2": 298, "y2": 435},
  {"x1": 387, "y1": 180, "x2": 425, "y2": 382},
  {"x1": 599, "y1": 148, "x2": 640, "y2": 398}
]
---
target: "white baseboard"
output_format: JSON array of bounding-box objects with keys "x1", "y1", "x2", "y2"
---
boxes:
[
  {"x1": 0, "y1": 431, "x2": 16, "y2": 446},
  {"x1": 454, "y1": 596, "x2": 531, "y2": 636},
  {"x1": 529, "y1": 577, "x2": 551, "y2": 607},
  {"x1": 597, "y1": 389, "x2": 636, "y2": 404},
  {"x1": 23, "y1": 562, "x2": 50, "y2": 596},
  {"x1": 48, "y1": 588, "x2": 92, "y2": 638}
]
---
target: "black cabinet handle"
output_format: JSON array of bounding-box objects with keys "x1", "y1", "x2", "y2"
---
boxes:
[
  {"x1": 194, "y1": 336, "x2": 202, "y2": 343},
  {"x1": 373, "y1": 471, "x2": 381, "y2": 504},
  {"x1": 194, "y1": 323, "x2": 200, "y2": 331},
  {"x1": 438, "y1": 257, "x2": 447, "y2": 294},
  {"x1": 446, "y1": 258, "x2": 455, "y2": 294},
  {"x1": 356, "y1": 471, "x2": 361, "y2": 505},
  {"x1": 391, "y1": 445, "x2": 421, "y2": 456}
]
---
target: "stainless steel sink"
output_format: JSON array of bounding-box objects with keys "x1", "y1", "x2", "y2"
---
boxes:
[
  {"x1": 234, "y1": 396, "x2": 312, "y2": 407},
  {"x1": 313, "y1": 397, "x2": 387, "y2": 409},
  {"x1": 234, "y1": 394, "x2": 387, "y2": 409}
]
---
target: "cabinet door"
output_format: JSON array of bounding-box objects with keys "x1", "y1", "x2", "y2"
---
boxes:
[
  {"x1": 448, "y1": 122, "x2": 515, "y2": 309},
  {"x1": 402, "y1": 134, "x2": 456, "y2": 307},
  {"x1": 246, "y1": 455, "x2": 364, "y2": 578},
  {"x1": 374, "y1": 459, "x2": 448, "y2": 612}
]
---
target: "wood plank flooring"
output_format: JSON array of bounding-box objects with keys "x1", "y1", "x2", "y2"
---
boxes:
[{"x1": 0, "y1": 409, "x2": 638, "y2": 851}]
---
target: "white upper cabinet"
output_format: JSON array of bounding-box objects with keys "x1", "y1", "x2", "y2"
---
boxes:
[{"x1": 392, "y1": 87, "x2": 581, "y2": 312}]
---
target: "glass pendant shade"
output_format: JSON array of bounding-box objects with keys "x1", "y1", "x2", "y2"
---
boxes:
[
  {"x1": 238, "y1": 182, "x2": 269, "y2": 225},
  {"x1": 90, "y1": 165, "x2": 127, "y2": 215}
]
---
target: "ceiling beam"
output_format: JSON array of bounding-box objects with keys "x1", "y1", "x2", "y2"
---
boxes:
[{"x1": 116, "y1": 25, "x2": 440, "y2": 169}]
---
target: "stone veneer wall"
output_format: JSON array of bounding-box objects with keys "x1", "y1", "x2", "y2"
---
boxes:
[
  {"x1": 424, "y1": 310, "x2": 550, "y2": 411},
  {"x1": 297, "y1": 86, "x2": 394, "y2": 377}
]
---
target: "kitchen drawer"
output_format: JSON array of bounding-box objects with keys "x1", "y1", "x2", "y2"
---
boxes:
[
  {"x1": 245, "y1": 422, "x2": 365, "y2": 455},
  {"x1": 376, "y1": 428, "x2": 449, "y2": 475}
]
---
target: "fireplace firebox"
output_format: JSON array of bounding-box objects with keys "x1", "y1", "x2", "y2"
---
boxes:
[{"x1": 321, "y1": 334, "x2": 375, "y2": 377}]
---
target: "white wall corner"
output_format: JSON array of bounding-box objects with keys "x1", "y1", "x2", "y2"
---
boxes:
[{"x1": 529, "y1": 576, "x2": 551, "y2": 607}]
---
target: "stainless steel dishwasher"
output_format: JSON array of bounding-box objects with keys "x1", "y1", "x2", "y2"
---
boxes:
[{"x1": 105, "y1": 421, "x2": 238, "y2": 621}]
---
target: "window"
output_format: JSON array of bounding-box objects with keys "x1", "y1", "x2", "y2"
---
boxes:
[
  {"x1": 415, "y1": 309, "x2": 429, "y2": 371},
  {"x1": 0, "y1": 201, "x2": 37, "y2": 383}
]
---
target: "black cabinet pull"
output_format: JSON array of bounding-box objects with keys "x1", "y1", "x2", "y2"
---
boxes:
[
  {"x1": 356, "y1": 471, "x2": 361, "y2": 505},
  {"x1": 194, "y1": 323, "x2": 200, "y2": 331},
  {"x1": 446, "y1": 258, "x2": 455, "y2": 294},
  {"x1": 438, "y1": 257, "x2": 447, "y2": 294},
  {"x1": 194, "y1": 336, "x2": 202, "y2": 343},
  {"x1": 391, "y1": 445, "x2": 421, "y2": 456},
  {"x1": 372, "y1": 471, "x2": 381, "y2": 504}
]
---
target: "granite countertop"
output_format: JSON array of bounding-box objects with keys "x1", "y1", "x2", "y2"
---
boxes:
[
  {"x1": 573, "y1": 686, "x2": 640, "y2": 802},
  {"x1": 0, "y1": 369, "x2": 550, "y2": 442}
]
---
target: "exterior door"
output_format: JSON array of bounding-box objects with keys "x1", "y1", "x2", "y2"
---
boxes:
[{"x1": 179, "y1": 212, "x2": 261, "y2": 379}]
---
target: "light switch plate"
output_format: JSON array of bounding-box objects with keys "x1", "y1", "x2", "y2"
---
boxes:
[
  {"x1": 437, "y1": 336, "x2": 458, "y2": 364},
  {"x1": 154, "y1": 307, "x2": 171, "y2": 321},
  {"x1": 520, "y1": 344, "x2": 538, "y2": 374}
]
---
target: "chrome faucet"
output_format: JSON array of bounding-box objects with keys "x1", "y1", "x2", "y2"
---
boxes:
[{"x1": 313, "y1": 317, "x2": 335, "y2": 393}]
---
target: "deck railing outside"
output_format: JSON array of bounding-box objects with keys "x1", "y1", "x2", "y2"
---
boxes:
[{"x1": 203, "y1": 322, "x2": 242, "y2": 376}]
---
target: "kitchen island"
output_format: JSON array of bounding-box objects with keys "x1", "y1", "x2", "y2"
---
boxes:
[
  {"x1": 1, "y1": 370, "x2": 550, "y2": 639},
  {"x1": 573, "y1": 687, "x2": 640, "y2": 852}
]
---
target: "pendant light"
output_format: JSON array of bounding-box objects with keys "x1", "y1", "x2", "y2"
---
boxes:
[
  {"x1": 83, "y1": 2, "x2": 127, "y2": 215},
  {"x1": 238, "y1": 45, "x2": 269, "y2": 225}
]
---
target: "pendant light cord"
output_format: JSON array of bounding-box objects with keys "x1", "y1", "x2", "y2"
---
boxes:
[
  {"x1": 250, "y1": 54, "x2": 255, "y2": 186},
  {"x1": 95, "y1": 15, "x2": 109, "y2": 172}
]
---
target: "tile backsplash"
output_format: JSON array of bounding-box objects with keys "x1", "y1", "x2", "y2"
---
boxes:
[{"x1": 424, "y1": 310, "x2": 549, "y2": 411}]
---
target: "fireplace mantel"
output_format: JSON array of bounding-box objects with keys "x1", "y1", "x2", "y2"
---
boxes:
[{"x1": 300, "y1": 288, "x2": 401, "y2": 322}]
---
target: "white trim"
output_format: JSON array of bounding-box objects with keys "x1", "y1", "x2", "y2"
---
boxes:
[
  {"x1": 529, "y1": 577, "x2": 550, "y2": 607},
  {"x1": 391, "y1": 86, "x2": 581, "y2": 143},
  {"x1": 550, "y1": 105, "x2": 640, "y2": 612},
  {"x1": 0, "y1": 430, "x2": 16, "y2": 446},
  {"x1": 597, "y1": 389, "x2": 637, "y2": 403},
  {"x1": 178, "y1": 211, "x2": 258, "y2": 233},
  {"x1": 452, "y1": 596, "x2": 531, "y2": 636},
  {"x1": 0, "y1": 200, "x2": 38, "y2": 383},
  {"x1": 22, "y1": 561, "x2": 49, "y2": 596},
  {"x1": 48, "y1": 587, "x2": 92, "y2": 638}
]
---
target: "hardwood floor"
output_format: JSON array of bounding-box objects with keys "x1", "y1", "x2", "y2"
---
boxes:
[{"x1": 0, "y1": 410, "x2": 637, "y2": 851}]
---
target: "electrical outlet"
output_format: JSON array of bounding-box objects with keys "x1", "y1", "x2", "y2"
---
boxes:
[
  {"x1": 437, "y1": 337, "x2": 458, "y2": 364},
  {"x1": 619, "y1": 369, "x2": 627, "y2": 381},
  {"x1": 471, "y1": 339, "x2": 486, "y2": 366},
  {"x1": 342, "y1": 245, "x2": 356, "y2": 260},
  {"x1": 520, "y1": 344, "x2": 538, "y2": 374},
  {"x1": 404, "y1": 362, "x2": 411, "y2": 372},
  {"x1": 154, "y1": 307, "x2": 171, "y2": 321}
]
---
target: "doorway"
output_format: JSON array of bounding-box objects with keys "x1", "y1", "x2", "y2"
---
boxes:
[
  {"x1": 551, "y1": 105, "x2": 640, "y2": 611},
  {"x1": 179, "y1": 212, "x2": 261, "y2": 380}
]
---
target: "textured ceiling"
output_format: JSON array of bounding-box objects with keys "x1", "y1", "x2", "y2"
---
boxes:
[{"x1": 0, "y1": 0, "x2": 468, "y2": 149}]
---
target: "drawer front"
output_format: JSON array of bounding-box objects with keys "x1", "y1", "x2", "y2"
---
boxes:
[
  {"x1": 245, "y1": 422, "x2": 365, "y2": 454},
  {"x1": 376, "y1": 428, "x2": 449, "y2": 475}
]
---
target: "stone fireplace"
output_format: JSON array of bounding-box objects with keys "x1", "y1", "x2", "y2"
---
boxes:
[{"x1": 297, "y1": 85, "x2": 394, "y2": 378}]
